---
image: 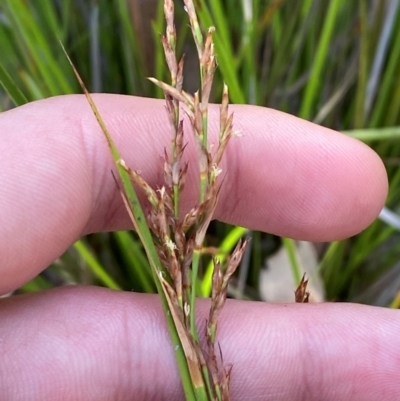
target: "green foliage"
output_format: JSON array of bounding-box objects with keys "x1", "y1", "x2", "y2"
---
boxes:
[{"x1": 1, "y1": 0, "x2": 400, "y2": 307}]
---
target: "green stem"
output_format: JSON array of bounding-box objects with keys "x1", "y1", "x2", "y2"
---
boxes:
[
  {"x1": 282, "y1": 237, "x2": 302, "y2": 285},
  {"x1": 173, "y1": 183, "x2": 180, "y2": 218},
  {"x1": 73, "y1": 240, "x2": 121, "y2": 290},
  {"x1": 201, "y1": 364, "x2": 215, "y2": 400},
  {"x1": 199, "y1": 170, "x2": 208, "y2": 204},
  {"x1": 0, "y1": 62, "x2": 28, "y2": 106},
  {"x1": 190, "y1": 249, "x2": 201, "y2": 340},
  {"x1": 299, "y1": 0, "x2": 342, "y2": 120},
  {"x1": 354, "y1": 0, "x2": 368, "y2": 128},
  {"x1": 172, "y1": 101, "x2": 180, "y2": 218}
]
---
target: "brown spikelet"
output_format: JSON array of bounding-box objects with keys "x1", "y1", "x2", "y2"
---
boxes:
[
  {"x1": 295, "y1": 273, "x2": 310, "y2": 303},
  {"x1": 147, "y1": 78, "x2": 194, "y2": 109},
  {"x1": 117, "y1": 159, "x2": 159, "y2": 208}
]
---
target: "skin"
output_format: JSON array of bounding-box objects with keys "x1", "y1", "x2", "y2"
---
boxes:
[{"x1": 0, "y1": 94, "x2": 395, "y2": 400}]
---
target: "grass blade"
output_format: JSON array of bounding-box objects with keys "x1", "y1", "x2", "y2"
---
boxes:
[
  {"x1": 73, "y1": 240, "x2": 121, "y2": 290},
  {"x1": 299, "y1": 0, "x2": 343, "y2": 119},
  {"x1": 0, "y1": 62, "x2": 28, "y2": 106}
]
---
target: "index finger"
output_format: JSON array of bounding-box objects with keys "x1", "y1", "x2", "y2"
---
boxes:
[{"x1": 0, "y1": 94, "x2": 387, "y2": 293}]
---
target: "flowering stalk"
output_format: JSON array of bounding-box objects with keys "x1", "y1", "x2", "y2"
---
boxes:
[
  {"x1": 147, "y1": 3, "x2": 249, "y2": 398},
  {"x1": 64, "y1": 0, "x2": 247, "y2": 399}
]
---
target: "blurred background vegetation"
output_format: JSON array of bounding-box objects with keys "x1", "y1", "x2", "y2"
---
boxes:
[{"x1": 1, "y1": 0, "x2": 400, "y2": 307}]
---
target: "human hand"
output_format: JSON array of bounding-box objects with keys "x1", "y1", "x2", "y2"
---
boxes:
[{"x1": 0, "y1": 95, "x2": 394, "y2": 400}]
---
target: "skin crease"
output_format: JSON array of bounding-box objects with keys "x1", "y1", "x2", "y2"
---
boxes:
[{"x1": 0, "y1": 94, "x2": 396, "y2": 400}]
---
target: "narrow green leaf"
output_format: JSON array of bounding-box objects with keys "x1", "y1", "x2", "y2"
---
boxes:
[
  {"x1": 282, "y1": 237, "x2": 302, "y2": 286},
  {"x1": 354, "y1": 0, "x2": 368, "y2": 128},
  {"x1": 0, "y1": 62, "x2": 28, "y2": 106},
  {"x1": 201, "y1": 226, "x2": 249, "y2": 297},
  {"x1": 113, "y1": 231, "x2": 155, "y2": 293},
  {"x1": 299, "y1": 0, "x2": 343, "y2": 119},
  {"x1": 74, "y1": 240, "x2": 121, "y2": 290},
  {"x1": 4, "y1": 0, "x2": 73, "y2": 95},
  {"x1": 19, "y1": 274, "x2": 53, "y2": 292},
  {"x1": 343, "y1": 126, "x2": 400, "y2": 142}
]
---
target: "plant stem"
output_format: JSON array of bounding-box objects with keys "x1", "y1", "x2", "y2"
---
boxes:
[{"x1": 189, "y1": 249, "x2": 201, "y2": 339}]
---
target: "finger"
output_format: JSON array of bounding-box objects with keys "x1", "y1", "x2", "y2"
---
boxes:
[
  {"x1": 0, "y1": 95, "x2": 387, "y2": 292},
  {"x1": 0, "y1": 286, "x2": 398, "y2": 400}
]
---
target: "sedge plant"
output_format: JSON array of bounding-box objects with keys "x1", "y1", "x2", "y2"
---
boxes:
[
  {"x1": 63, "y1": 0, "x2": 247, "y2": 399},
  {"x1": 2, "y1": 0, "x2": 400, "y2": 307}
]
